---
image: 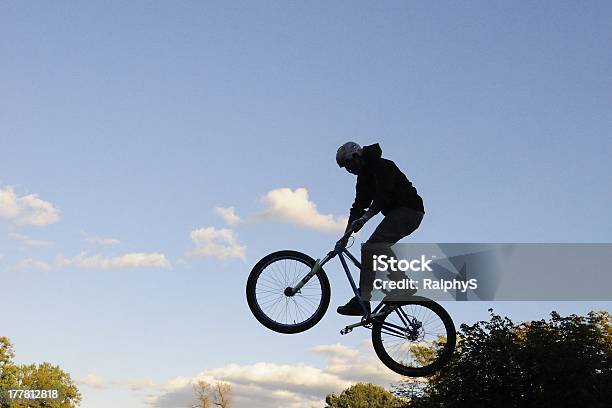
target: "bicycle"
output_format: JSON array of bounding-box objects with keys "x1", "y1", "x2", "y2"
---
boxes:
[{"x1": 246, "y1": 230, "x2": 456, "y2": 377}]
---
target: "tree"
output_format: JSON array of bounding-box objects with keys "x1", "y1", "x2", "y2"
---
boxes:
[
  {"x1": 402, "y1": 310, "x2": 612, "y2": 408},
  {"x1": 191, "y1": 380, "x2": 232, "y2": 408},
  {"x1": 192, "y1": 380, "x2": 212, "y2": 408},
  {"x1": 0, "y1": 337, "x2": 81, "y2": 408},
  {"x1": 0, "y1": 337, "x2": 18, "y2": 390},
  {"x1": 213, "y1": 382, "x2": 231, "y2": 408},
  {"x1": 325, "y1": 383, "x2": 405, "y2": 408}
]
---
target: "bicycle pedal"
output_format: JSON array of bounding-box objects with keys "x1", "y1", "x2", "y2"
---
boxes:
[{"x1": 340, "y1": 327, "x2": 353, "y2": 335}]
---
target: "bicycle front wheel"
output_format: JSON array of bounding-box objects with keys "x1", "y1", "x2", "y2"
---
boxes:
[
  {"x1": 371, "y1": 299, "x2": 456, "y2": 376},
  {"x1": 246, "y1": 250, "x2": 330, "y2": 334}
]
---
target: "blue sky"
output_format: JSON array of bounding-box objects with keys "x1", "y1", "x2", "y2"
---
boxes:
[{"x1": 1, "y1": 1, "x2": 611, "y2": 407}]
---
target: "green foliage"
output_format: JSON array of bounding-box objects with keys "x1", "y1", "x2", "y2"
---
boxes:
[
  {"x1": 0, "y1": 337, "x2": 81, "y2": 408},
  {"x1": 411, "y1": 335, "x2": 446, "y2": 368},
  {"x1": 0, "y1": 338, "x2": 15, "y2": 365},
  {"x1": 325, "y1": 382, "x2": 405, "y2": 408},
  {"x1": 403, "y1": 310, "x2": 612, "y2": 408},
  {"x1": 0, "y1": 338, "x2": 18, "y2": 392}
]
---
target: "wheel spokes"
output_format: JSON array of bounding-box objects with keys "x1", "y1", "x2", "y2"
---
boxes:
[
  {"x1": 255, "y1": 258, "x2": 323, "y2": 326},
  {"x1": 380, "y1": 304, "x2": 449, "y2": 369}
]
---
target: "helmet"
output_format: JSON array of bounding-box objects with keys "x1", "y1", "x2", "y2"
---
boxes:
[{"x1": 336, "y1": 142, "x2": 362, "y2": 167}]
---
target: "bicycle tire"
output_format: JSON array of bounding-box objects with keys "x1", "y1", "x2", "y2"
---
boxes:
[
  {"x1": 371, "y1": 298, "x2": 456, "y2": 376},
  {"x1": 246, "y1": 250, "x2": 331, "y2": 334}
]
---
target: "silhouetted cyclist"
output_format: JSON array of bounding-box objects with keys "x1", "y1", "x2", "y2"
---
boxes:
[{"x1": 335, "y1": 142, "x2": 425, "y2": 316}]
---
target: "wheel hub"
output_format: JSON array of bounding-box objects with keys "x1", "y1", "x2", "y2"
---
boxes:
[{"x1": 406, "y1": 318, "x2": 424, "y2": 341}]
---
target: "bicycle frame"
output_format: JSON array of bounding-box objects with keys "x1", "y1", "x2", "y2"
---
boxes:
[
  {"x1": 277, "y1": 233, "x2": 444, "y2": 342},
  {"x1": 288, "y1": 232, "x2": 387, "y2": 319},
  {"x1": 248, "y1": 236, "x2": 457, "y2": 375}
]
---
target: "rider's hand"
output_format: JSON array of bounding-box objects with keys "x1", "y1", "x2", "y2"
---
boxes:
[
  {"x1": 337, "y1": 235, "x2": 350, "y2": 248},
  {"x1": 350, "y1": 216, "x2": 368, "y2": 233}
]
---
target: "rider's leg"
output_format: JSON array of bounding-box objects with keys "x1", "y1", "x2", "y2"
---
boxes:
[
  {"x1": 360, "y1": 207, "x2": 424, "y2": 301},
  {"x1": 338, "y1": 207, "x2": 423, "y2": 315}
]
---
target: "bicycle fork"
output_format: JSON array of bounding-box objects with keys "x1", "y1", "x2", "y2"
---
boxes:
[{"x1": 284, "y1": 251, "x2": 335, "y2": 296}]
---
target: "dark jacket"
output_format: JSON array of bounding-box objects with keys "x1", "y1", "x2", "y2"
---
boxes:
[{"x1": 348, "y1": 143, "x2": 424, "y2": 224}]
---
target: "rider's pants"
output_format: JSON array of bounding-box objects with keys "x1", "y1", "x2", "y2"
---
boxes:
[{"x1": 359, "y1": 206, "x2": 424, "y2": 301}]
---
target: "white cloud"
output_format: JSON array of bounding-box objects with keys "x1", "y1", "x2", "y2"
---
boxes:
[
  {"x1": 188, "y1": 227, "x2": 245, "y2": 261},
  {"x1": 12, "y1": 258, "x2": 52, "y2": 272},
  {"x1": 0, "y1": 186, "x2": 60, "y2": 226},
  {"x1": 214, "y1": 207, "x2": 242, "y2": 226},
  {"x1": 8, "y1": 232, "x2": 53, "y2": 247},
  {"x1": 56, "y1": 252, "x2": 170, "y2": 269},
  {"x1": 126, "y1": 341, "x2": 401, "y2": 408},
  {"x1": 212, "y1": 188, "x2": 347, "y2": 235},
  {"x1": 76, "y1": 374, "x2": 184, "y2": 392},
  {"x1": 77, "y1": 374, "x2": 107, "y2": 390},
  {"x1": 312, "y1": 343, "x2": 360, "y2": 359},
  {"x1": 84, "y1": 235, "x2": 121, "y2": 246},
  {"x1": 0, "y1": 187, "x2": 19, "y2": 219},
  {"x1": 78, "y1": 342, "x2": 423, "y2": 408},
  {"x1": 9, "y1": 252, "x2": 171, "y2": 271},
  {"x1": 253, "y1": 188, "x2": 347, "y2": 233},
  {"x1": 92, "y1": 237, "x2": 120, "y2": 245}
]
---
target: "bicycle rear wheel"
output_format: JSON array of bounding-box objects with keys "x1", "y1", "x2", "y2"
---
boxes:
[
  {"x1": 371, "y1": 298, "x2": 456, "y2": 376},
  {"x1": 246, "y1": 250, "x2": 330, "y2": 334}
]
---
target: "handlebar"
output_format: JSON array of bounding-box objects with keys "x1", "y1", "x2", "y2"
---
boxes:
[
  {"x1": 340, "y1": 228, "x2": 354, "y2": 240},
  {"x1": 335, "y1": 228, "x2": 355, "y2": 250}
]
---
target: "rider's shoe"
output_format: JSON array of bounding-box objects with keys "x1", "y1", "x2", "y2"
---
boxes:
[{"x1": 337, "y1": 296, "x2": 370, "y2": 316}]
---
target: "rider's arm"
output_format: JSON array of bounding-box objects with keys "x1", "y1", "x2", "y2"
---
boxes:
[
  {"x1": 369, "y1": 159, "x2": 399, "y2": 215},
  {"x1": 347, "y1": 175, "x2": 374, "y2": 229}
]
